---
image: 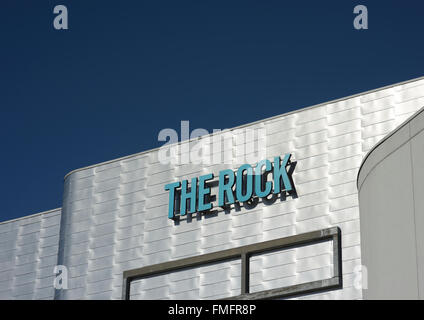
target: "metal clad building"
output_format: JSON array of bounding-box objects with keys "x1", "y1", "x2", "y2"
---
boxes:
[{"x1": 2, "y1": 76, "x2": 424, "y2": 299}]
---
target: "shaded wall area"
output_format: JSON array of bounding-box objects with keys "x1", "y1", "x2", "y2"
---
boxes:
[{"x1": 358, "y1": 107, "x2": 424, "y2": 299}]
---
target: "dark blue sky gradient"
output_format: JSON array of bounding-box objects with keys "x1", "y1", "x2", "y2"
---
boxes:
[{"x1": 1, "y1": 1, "x2": 423, "y2": 221}]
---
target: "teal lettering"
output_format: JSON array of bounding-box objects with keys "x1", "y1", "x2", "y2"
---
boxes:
[
  {"x1": 180, "y1": 178, "x2": 197, "y2": 215},
  {"x1": 164, "y1": 182, "x2": 181, "y2": 219},
  {"x1": 273, "y1": 154, "x2": 292, "y2": 194},
  {"x1": 218, "y1": 169, "x2": 235, "y2": 206}
]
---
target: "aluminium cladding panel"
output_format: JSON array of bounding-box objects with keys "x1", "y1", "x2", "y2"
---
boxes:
[
  {"x1": 57, "y1": 78, "x2": 424, "y2": 300},
  {"x1": 0, "y1": 208, "x2": 61, "y2": 300}
]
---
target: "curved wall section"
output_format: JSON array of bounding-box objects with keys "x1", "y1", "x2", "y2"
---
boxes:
[{"x1": 358, "y1": 107, "x2": 424, "y2": 299}]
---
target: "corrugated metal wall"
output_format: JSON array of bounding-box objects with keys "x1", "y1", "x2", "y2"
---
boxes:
[{"x1": 0, "y1": 209, "x2": 61, "y2": 299}]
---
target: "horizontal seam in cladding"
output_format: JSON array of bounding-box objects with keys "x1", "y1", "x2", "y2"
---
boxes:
[
  {"x1": 328, "y1": 141, "x2": 362, "y2": 152},
  {"x1": 295, "y1": 129, "x2": 327, "y2": 141},
  {"x1": 147, "y1": 168, "x2": 174, "y2": 177},
  {"x1": 145, "y1": 202, "x2": 170, "y2": 210},
  {"x1": 230, "y1": 234, "x2": 263, "y2": 241},
  {"x1": 361, "y1": 119, "x2": 395, "y2": 131},
  {"x1": 396, "y1": 100, "x2": 424, "y2": 111},
  {"x1": 362, "y1": 109, "x2": 395, "y2": 120},
  {"x1": 328, "y1": 128, "x2": 361, "y2": 139},
  {"x1": 143, "y1": 225, "x2": 172, "y2": 234},
  {"x1": 198, "y1": 229, "x2": 233, "y2": 238},
  {"x1": 259, "y1": 273, "x2": 318, "y2": 284},
  {"x1": 8, "y1": 83, "x2": 422, "y2": 298},
  {"x1": 295, "y1": 192, "x2": 328, "y2": 203},
  {"x1": 294, "y1": 266, "x2": 333, "y2": 276},
  {"x1": 259, "y1": 224, "x2": 294, "y2": 233},
  {"x1": 16, "y1": 229, "x2": 41, "y2": 237},
  {"x1": 295, "y1": 252, "x2": 332, "y2": 261},
  {"x1": 395, "y1": 94, "x2": 424, "y2": 105},
  {"x1": 142, "y1": 248, "x2": 171, "y2": 256},
  {"x1": 294, "y1": 140, "x2": 328, "y2": 150},
  {"x1": 87, "y1": 264, "x2": 115, "y2": 273},
  {"x1": 294, "y1": 127, "x2": 328, "y2": 137},
  {"x1": 296, "y1": 144, "x2": 328, "y2": 154},
  {"x1": 395, "y1": 111, "x2": 418, "y2": 120},
  {"x1": 36, "y1": 251, "x2": 58, "y2": 259},
  {"x1": 169, "y1": 289, "x2": 203, "y2": 296},
  {"x1": 94, "y1": 164, "x2": 122, "y2": 173},
  {"x1": 93, "y1": 177, "x2": 122, "y2": 184},
  {"x1": 119, "y1": 179, "x2": 147, "y2": 187},
  {"x1": 295, "y1": 213, "x2": 328, "y2": 223},
  {"x1": 330, "y1": 216, "x2": 359, "y2": 225},
  {"x1": 174, "y1": 241, "x2": 201, "y2": 249},
  {"x1": 85, "y1": 291, "x2": 113, "y2": 298},
  {"x1": 200, "y1": 279, "x2": 232, "y2": 288},
  {"x1": 231, "y1": 219, "x2": 264, "y2": 228},
  {"x1": 86, "y1": 276, "x2": 114, "y2": 285},
  {"x1": 328, "y1": 179, "x2": 357, "y2": 188},
  {"x1": 267, "y1": 127, "x2": 295, "y2": 137},
  {"x1": 329, "y1": 178, "x2": 357, "y2": 187},
  {"x1": 328, "y1": 104, "x2": 359, "y2": 115},
  {"x1": 360, "y1": 93, "x2": 394, "y2": 103},
  {"x1": 119, "y1": 188, "x2": 148, "y2": 196},
  {"x1": 328, "y1": 191, "x2": 358, "y2": 200},
  {"x1": 172, "y1": 239, "x2": 199, "y2": 247},
  {"x1": 361, "y1": 107, "x2": 394, "y2": 117},
  {"x1": 330, "y1": 118, "x2": 361, "y2": 128},
  {"x1": 329, "y1": 216, "x2": 359, "y2": 226},
  {"x1": 200, "y1": 245, "x2": 233, "y2": 253},
  {"x1": 295, "y1": 164, "x2": 329, "y2": 175},
  {"x1": 0, "y1": 209, "x2": 61, "y2": 226},
  {"x1": 341, "y1": 244, "x2": 361, "y2": 252},
  {"x1": 329, "y1": 166, "x2": 360, "y2": 176},
  {"x1": 119, "y1": 199, "x2": 146, "y2": 208},
  {"x1": 328, "y1": 154, "x2": 362, "y2": 165},
  {"x1": 327, "y1": 116, "x2": 362, "y2": 128}
]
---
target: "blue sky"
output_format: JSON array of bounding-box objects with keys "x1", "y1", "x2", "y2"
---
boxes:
[{"x1": 1, "y1": 0, "x2": 423, "y2": 221}]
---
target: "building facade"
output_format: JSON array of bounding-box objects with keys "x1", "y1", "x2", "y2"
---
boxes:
[{"x1": 1, "y1": 76, "x2": 424, "y2": 300}]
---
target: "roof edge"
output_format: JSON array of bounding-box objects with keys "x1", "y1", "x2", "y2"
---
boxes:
[
  {"x1": 64, "y1": 75, "x2": 424, "y2": 181},
  {"x1": 0, "y1": 207, "x2": 62, "y2": 225}
]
